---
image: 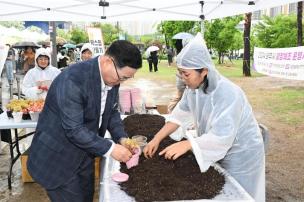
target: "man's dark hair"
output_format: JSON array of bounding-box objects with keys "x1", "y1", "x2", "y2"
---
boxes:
[{"x1": 105, "y1": 40, "x2": 142, "y2": 69}]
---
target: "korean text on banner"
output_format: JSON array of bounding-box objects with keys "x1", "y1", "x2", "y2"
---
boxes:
[
  {"x1": 253, "y1": 47, "x2": 304, "y2": 80},
  {"x1": 87, "y1": 27, "x2": 105, "y2": 56}
]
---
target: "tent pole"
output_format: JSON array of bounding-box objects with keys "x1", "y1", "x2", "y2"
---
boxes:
[
  {"x1": 199, "y1": 1, "x2": 205, "y2": 38},
  {"x1": 49, "y1": 21, "x2": 57, "y2": 68}
]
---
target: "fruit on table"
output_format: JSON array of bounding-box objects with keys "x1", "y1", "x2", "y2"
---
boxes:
[{"x1": 6, "y1": 99, "x2": 45, "y2": 113}]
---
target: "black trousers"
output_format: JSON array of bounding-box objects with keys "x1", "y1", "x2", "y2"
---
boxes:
[
  {"x1": 46, "y1": 156, "x2": 95, "y2": 202},
  {"x1": 148, "y1": 59, "x2": 158, "y2": 72}
]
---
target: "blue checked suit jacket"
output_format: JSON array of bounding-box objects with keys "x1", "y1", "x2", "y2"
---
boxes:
[{"x1": 27, "y1": 57, "x2": 127, "y2": 189}]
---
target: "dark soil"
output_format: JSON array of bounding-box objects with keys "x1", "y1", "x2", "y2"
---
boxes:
[
  {"x1": 120, "y1": 114, "x2": 225, "y2": 202},
  {"x1": 123, "y1": 114, "x2": 166, "y2": 142}
]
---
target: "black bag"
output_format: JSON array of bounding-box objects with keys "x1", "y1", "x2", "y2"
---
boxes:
[{"x1": 0, "y1": 108, "x2": 12, "y2": 143}]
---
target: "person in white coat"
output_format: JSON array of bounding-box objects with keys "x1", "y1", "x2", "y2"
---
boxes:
[
  {"x1": 22, "y1": 48, "x2": 61, "y2": 99},
  {"x1": 144, "y1": 33, "x2": 265, "y2": 202},
  {"x1": 80, "y1": 43, "x2": 94, "y2": 61}
]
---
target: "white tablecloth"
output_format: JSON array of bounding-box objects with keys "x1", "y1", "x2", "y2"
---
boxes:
[{"x1": 0, "y1": 112, "x2": 37, "y2": 129}]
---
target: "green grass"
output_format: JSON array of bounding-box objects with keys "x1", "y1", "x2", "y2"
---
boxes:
[
  {"x1": 265, "y1": 87, "x2": 304, "y2": 125},
  {"x1": 136, "y1": 59, "x2": 263, "y2": 81},
  {"x1": 135, "y1": 60, "x2": 177, "y2": 83},
  {"x1": 212, "y1": 59, "x2": 264, "y2": 78}
]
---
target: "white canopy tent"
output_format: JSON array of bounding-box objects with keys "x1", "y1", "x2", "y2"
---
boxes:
[{"x1": 0, "y1": 0, "x2": 302, "y2": 22}]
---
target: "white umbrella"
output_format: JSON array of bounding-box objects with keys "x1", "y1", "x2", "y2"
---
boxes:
[
  {"x1": 172, "y1": 32, "x2": 194, "y2": 40},
  {"x1": 146, "y1": 46, "x2": 159, "y2": 52}
]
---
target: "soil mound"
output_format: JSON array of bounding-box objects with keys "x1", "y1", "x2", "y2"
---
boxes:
[{"x1": 120, "y1": 114, "x2": 225, "y2": 202}]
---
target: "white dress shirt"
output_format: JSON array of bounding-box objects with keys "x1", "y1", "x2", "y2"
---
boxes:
[{"x1": 98, "y1": 57, "x2": 114, "y2": 157}]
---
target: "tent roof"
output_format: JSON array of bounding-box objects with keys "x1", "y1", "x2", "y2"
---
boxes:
[{"x1": 0, "y1": 0, "x2": 301, "y2": 21}]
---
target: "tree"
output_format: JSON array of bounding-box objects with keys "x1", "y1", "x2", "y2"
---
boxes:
[
  {"x1": 70, "y1": 27, "x2": 89, "y2": 44},
  {"x1": 25, "y1": 26, "x2": 44, "y2": 34},
  {"x1": 204, "y1": 17, "x2": 242, "y2": 64},
  {"x1": 99, "y1": 23, "x2": 120, "y2": 45},
  {"x1": 57, "y1": 28, "x2": 71, "y2": 42},
  {"x1": 0, "y1": 21, "x2": 24, "y2": 30},
  {"x1": 157, "y1": 21, "x2": 196, "y2": 47},
  {"x1": 297, "y1": 1, "x2": 303, "y2": 46},
  {"x1": 230, "y1": 31, "x2": 243, "y2": 58},
  {"x1": 243, "y1": 13, "x2": 252, "y2": 77},
  {"x1": 254, "y1": 15, "x2": 298, "y2": 48}
]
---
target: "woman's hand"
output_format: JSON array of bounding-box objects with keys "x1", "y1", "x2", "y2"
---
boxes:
[
  {"x1": 143, "y1": 137, "x2": 161, "y2": 159},
  {"x1": 159, "y1": 140, "x2": 191, "y2": 160}
]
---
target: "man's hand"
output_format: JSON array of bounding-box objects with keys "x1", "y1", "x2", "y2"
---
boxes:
[
  {"x1": 143, "y1": 137, "x2": 161, "y2": 159},
  {"x1": 110, "y1": 144, "x2": 132, "y2": 163},
  {"x1": 159, "y1": 140, "x2": 191, "y2": 160}
]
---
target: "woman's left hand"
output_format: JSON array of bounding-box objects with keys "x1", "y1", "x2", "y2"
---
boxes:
[{"x1": 159, "y1": 140, "x2": 192, "y2": 160}]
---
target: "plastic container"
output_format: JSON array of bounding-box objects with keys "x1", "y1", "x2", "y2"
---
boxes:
[
  {"x1": 131, "y1": 135, "x2": 147, "y2": 143},
  {"x1": 130, "y1": 88, "x2": 145, "y2": 114},
  {"x1": 29, "y1": 111, "x2": 40, "y2": 121},
  {"x1": 138, "y1": 142, "x2": 147, "y2": 152},
  {"x1": 119, "y1": 89, "x2": 131, "y2": 114},
  {"x1": 12, "y1": 112, "x2": 23, "y2": 122}
]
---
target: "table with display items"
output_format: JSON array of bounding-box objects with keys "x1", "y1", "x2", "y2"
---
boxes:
[
  {"x1": 98, "y1": 114, "x2": 254, "y2": 202},
  {"x1": 98, "y1": 154, "x2": 254, "y2": 202},
  {"x1": 0, "y1": 112, "x2": 36, "y2": 189}
]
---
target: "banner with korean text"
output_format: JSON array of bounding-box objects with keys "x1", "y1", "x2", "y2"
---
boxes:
[
  {"x1": 87, "y1": 27, "x2": 105, "y2": 56},
  {"x1": 253, "y1": 47, "x2": 304, "y2": 80}
]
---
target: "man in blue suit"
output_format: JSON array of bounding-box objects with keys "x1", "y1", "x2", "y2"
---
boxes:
[{"x1": 27, "y1": 40, "x2": 142, "y2": 202}]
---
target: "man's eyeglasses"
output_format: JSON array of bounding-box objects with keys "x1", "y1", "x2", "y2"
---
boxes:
[{"x1": 111, "y1": 58, "x2": 133, "y2": 81}]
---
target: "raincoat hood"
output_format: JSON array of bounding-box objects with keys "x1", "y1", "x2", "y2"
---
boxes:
[
  {"x1": 35, "y1": 48, "x2": 51, "y2": 69},
  {"x1": 176, "y1": 33, "x2": 220, "y2": 93},
  {"x1": 80, "y1": 43, "x2": 94, "y2": 54}
]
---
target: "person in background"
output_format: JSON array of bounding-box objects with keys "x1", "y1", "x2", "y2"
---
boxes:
[
  {"x1": 27, "y1": 40, "x2": 142, "y2": 202},
  {"x1": 67, "y1": 48, "x2": 76, "y2": 64},
  {"x1": 4, "y1": 44, "x2": 15, "y2": 85},
  {"x1": 75, "y1": 48, "x2": 81, "y2": 62},
  {"x1": 166, "y1": 46, "x2": 174, "y2": 67},
  {"x1": 148, "y1": 50, "x2": 158, "y2": 72},
  {"x1": 16, "y1": 49, "x2": 23, "y2": 73},
  {"x1": 57, "y1": 50, "x2": 70, "y2": 69},
  {"x1": 167, "y1": 38, "x2": 191, "y2": 113},
  {"x1": 22, "y1": 48, "x2": 61, "y2": 100},
  {"x1": 80, "y1": 43, "x2": 94, "y2": 61},
  {"x1": 167, "y1": 74, "x2": 186, "y2": 113},
  {"x1": 22, "y1": 46, "x2": 36, "y2": 74},
  {"x1": 144, "y1": 33, "x2": 265, "y2": 202}
]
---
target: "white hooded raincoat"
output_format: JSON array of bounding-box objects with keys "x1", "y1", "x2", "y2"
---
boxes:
[
  {"x1": 168, "y1": 33, "x2": 265, "y2": 202},
  {"x1": 22, "y1": 48, "x2": 61, "y2": 99}
]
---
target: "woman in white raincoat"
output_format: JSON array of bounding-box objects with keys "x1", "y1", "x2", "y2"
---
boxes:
[
  {"x1": 144, "y1": 33, "x2": 265, "y2": 202},
  {"x1": 22, "y1": 48, "x2": 61, "y2": 99},
  {"x1": 80, "y1": 43, "x2": 94, "y2": 61}
]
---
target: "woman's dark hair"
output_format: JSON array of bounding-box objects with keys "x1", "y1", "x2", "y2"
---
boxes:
[
  {"x1": 105, "y1": 40, "x2": 142, "y2": 70},
  {"x1": 25, "y1": 46, "x2": 36, "y2": 53},
  {"x1": 195, "y1": 68, "x2": 209, "y2": 94}
]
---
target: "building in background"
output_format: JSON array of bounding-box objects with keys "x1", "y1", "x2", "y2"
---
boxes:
[
  {"x1": 24, "y1": 21, "x2": 72, "y2": 34},
  {"x1": 252, "y1": 2, "x2": 298, "y2": 20},
  {"x1": 117, "y1": 21, "x2": 158, "y2": 35},
  {"x1": 237, "y1": 3, "x2": 299, "y2": 32}
]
